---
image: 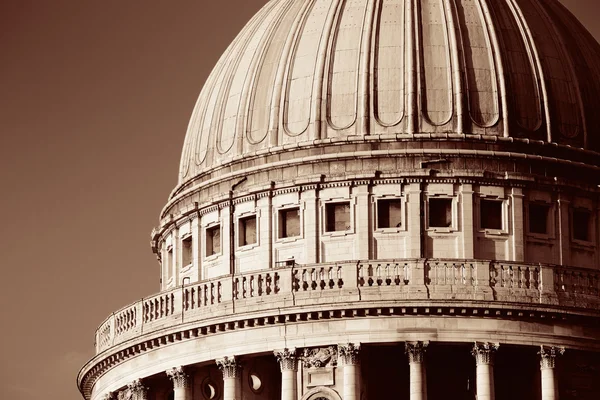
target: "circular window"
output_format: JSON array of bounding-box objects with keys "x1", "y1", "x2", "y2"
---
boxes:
[
  {"x1": 248, "y1": 373, "x2": 262, "y2": 393},
  {"x1": 201, "y1": 378, "x2": 218, "y2": 400}
]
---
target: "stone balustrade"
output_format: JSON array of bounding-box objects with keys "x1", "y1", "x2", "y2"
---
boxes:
[{"x1": 94, "y1": 259, "x2": 600, "y2": 354}]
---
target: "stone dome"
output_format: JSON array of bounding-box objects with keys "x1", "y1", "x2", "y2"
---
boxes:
[{"x1": 177, "y1": 0, "x2": 600, "y2": 189}]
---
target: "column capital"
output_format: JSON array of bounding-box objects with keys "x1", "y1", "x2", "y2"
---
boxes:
[
  {"x1": 538, "y1": 346, "x2": 565, "y2": 369},
  {"x1": 405, "y1": 341, "x2": 428, "y2": 363},
  {"x1": 100, "y1": 392, "x2": 115, "y2": 400},
  {"x1": 166, "y1": 366, "x2": 191, "y2": 389},
  {"x1": 471, "y1": 342, "x2": 499, "y2": 365},
  {"x1": 338, "y1": 343, "x2": 361, "y2": 365},
  {"x1": 274, "y1": 348, "x2": 298, "y2": 371},
  {"x1": 216, "y1": 356, "x2": 241, "y2": 378},
  {"x1": 126, "y1": 379, "x2": 148, "y2": 400}
]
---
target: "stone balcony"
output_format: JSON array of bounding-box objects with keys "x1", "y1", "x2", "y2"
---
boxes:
[{"x1": 94, "y1": 259, "x2": 600, "y2": 355}]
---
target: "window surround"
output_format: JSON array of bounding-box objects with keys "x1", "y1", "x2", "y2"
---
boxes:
[
  {"x1": 321, "y1": 198, "x2": 355, "y2": 237},
  {"x1": 275, "y1": 204, "x2": 303, "y2": 243},
  {"x1": 570, "y1": 206, "x2": 595, "y2": 246},
  {"x1": 373, "y1": 195, "x2": 406, "y2": 234},
  {"x1": 425, "y1": 195, "x2": 457, "y2": 233},
  {"x1": 477, "y1": 195, "x2": 509, "y2": 236},
  {"x1": 237, "y1": 212, "x2": 259, "y2": 251},
  {"x1": 204, "y1": 222, "x2": 222, "y2": 260},
  {"x1": 526, "y1": 200, "x2": 555, "y2": 240},
  {"x1": 180, "y1": 234, "x2": 193, "y2": 270}
]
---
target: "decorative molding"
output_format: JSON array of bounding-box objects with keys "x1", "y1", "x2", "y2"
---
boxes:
[
  {"x1": 337, "y1": 343, "x2": 360, "y2": 365},
  {"x1": 405, "y1": 341, "x2": 428, "y2": 364},
  {"x1": 166, "y1": 366, "x2": 190, "y2": 389},
  {"x1": 538, "y1": 346, "x2": 565, "y2": 369},
  {"x1": 274, "y1": 348, "x2": 298, "y2": 371},
  {"x1": 303, "y1": 346, "x2": 338, "y2": 368},
  {"x1": 216, "y1": 356, "x2": 241, "y2": 378},
  {"x1": 471, "y1": 342, "x2": 499, "y2": 365}
]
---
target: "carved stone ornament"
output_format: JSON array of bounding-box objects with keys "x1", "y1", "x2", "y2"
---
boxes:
[
  {"x1": 303, "y1": 346, "x2": 338, "y2": 368},
  {"x1": 216, "y1": 356, "x2": 241, "y2": 378},
  {"x1": 274, "y1": 348, "x2": 298, "y2": 371},
  {"x1": 166, "y1": 366, "x2": 191, "y2": 389},
  {"x1": 405, "y1": 341, "x2": 428, "y2": 364},
  {"x1": 338, "y1": 343, "x2": 361, "y2": 365},
  {"x1": 121, "y1": 379, "x2": 148, "y2": 400},
  {"x1": 538, "y1": 346, "x2": 565, "y2": 369},
  {"x1": 100, "y1": 392, "x2": 115, "y2": 400},
  {"x1": 471, "y1": 342, "x2": 499, "y2": 366}
]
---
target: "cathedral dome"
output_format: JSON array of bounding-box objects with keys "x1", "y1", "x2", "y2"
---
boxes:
[{"x1": 177, "y1": 0, "x2": 600, "y2": 191}]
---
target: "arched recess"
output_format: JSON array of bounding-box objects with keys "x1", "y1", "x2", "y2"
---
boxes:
[{"x1": 301, "y1": 386, "x2": 342, "y2": 400}]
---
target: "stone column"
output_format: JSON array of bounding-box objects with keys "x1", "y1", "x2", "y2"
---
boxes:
[
  {"x1": 405, "y1": 341, "x2": 428, "y2": 400},
  {"x1": 338, "y1": 343, "x2": 361, "y2": 400},
  {"x1": 100, "y1": 392, "x2": 115, "y2": 400},
  {"x1": 472, "y1": 343, "x2": 499, "y2": 400},
  {"x1": 217, "y1": 356, "x2": 241, "y2": 400},
  {"x1": 166, "y1": 366, "x2": 192, "y2": 400},
  {"x1": 274, "y1": 348, "x2": 298, "y2": 400},
  {"x1": 127, "y1": 379, "x2": 148, "y2": 400},
  {"x1": 539, "y1": 346, "x2": 565, "y2": 400}
]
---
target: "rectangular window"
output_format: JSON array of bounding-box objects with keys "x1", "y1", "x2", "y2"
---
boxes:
[
  {"x1": 182, "y1": 236, "x2": 192, "y2": 267},
  {"x1": 377, "y1": 198, "x2": 402, "y2": 228},
  {"x1": 480, "y1": 199, "x2": 503, "y2": 230},
  {"x1": 573, "y1": 209, "x2": 591, "y2": 241},
  {"x1": 529, "y1": 203, "x2": 550, "y2": 234},
  {"x1": 279, "y1": 208, "x2": 300, "y2": 238},
  {"x1": 429, "y1": 198, "x2": 452, "y2": 228},
  {"x1": 325, "y1": 202, "x2": 351, "y2": 232},
  {"x1": 239, "y1": 215, "x2": 257, "y2": 246},
  {"x1": 206, "y1": 225, "x2": 221, "y2": 256}
]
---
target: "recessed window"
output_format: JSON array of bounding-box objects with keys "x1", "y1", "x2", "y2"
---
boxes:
[
  {"x1": 573, "y1": 209, "x2": 592, "y2": 242},
  {"x1": 377, "y1": 198, "x2": 402, "y2": 229},
  {"x1": 166, "y1": 247, "x2": 173, "y2": 278},
  {"x1": 239, "y1": 215, "x2": 257, "y2": 246},
  {"x1": 325, "y1": 202, "x2": 351, "y2": 232},
  {"x1": 206, "y1": 225, "x2": 221, "y2": 256},
  {"x1": 182, "y1": 236, "x2": 192, "y2": 267},
  {"x1": 529, "y1": 203, "x2": 550, "y2": 234},
  {"x1": 279, "y1": 207, "x2": 300, "y2": 238},
  {"x1": 480, "y1": 199, "x2": 503, "y2": 230},
  {"x1": 429, "y1": 198, "x2": 452, "y2": 228}
]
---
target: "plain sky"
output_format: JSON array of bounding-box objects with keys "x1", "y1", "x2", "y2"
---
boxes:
[{"x1": 1, "y1": 1, "x2": 599, "y2": 399}]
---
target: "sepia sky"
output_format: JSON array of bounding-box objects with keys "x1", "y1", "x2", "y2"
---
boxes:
[{"x1": 0, "y1": 1, "x2": 599, "y2": 399}]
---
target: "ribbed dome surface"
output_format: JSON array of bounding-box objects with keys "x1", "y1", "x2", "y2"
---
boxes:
[{"x1": 178, "y1": 0, "x2": 600, "y2": 185}]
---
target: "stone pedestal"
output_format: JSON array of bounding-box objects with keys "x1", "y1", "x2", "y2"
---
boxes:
[
  {"x1": 217, "y1": 356, "x2": 241, "y2": 400},
  {"x1": 472, "y1": 343, "x2": 498, "y2": 400},
  {"x1": 274, "y1": 348, "x2": 298, "y2": 400},
  {"x1": 406, "y1": 341, "x2": 428, "y2": 400},
  {"x1": 539, "y1": 346, "x2": 565, "y2": 400},
  {"x1": 166, "y1": 366, "x2": 191, "y2": 400},
  {"x1": 338, "y1": 343, "x2": 361, "y2": 400}
]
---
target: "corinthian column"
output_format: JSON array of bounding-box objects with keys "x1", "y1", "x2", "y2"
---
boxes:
[
  {"x1": 405, "y1": 341, "x2": 428, "y2": 400},
  {"x1": 166, "y1": 366, "x2": 192, "y2": 400},
  {"x1": 539, "y1": 346, "x2": 565, "y2": 400},
  {"x1": 217, "y1": 356, "x2": 241, "y2": 400},
  {"x1": 471, "y1": 343, "x2": 499, "y2": 400},
  {"x1": 338, "y1": 343, "x2": 361, "y2": 400},
  {"x1": 274, "y1": 348, "x2": 298, "y2": 400},
  {"x1": 127, "y1": 379, "x2": 148, "y2": 400}
]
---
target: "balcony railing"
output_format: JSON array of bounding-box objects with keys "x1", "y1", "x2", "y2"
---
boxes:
[{"x1": 94, "y1": 259, "x2": 600, "y2": 354}]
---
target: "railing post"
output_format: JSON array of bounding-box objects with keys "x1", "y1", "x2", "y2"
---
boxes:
[
  {"x1": 277, "y1": 266, "x2": 295, "y2": 306},
  {"x1": 474, "y1": 261, "x2": 494, "y2": 301},
  {"x1": 540, "y1": 265, "x2": 559, "y2": 305},
  {"x1": 407, "y1": 259, "x2": 428, "y2": 299}
]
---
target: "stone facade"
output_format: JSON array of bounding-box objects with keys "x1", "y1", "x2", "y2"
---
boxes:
[{"x1": 78, "y1": 0, "x2": 600, "y2": 399}]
